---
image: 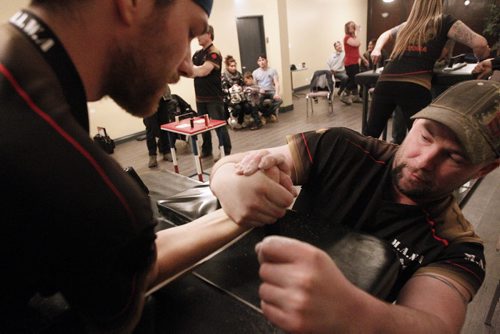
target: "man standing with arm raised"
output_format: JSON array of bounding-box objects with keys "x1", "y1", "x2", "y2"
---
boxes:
[{"x1": 192, "y1": 25, "x2": 232, "y2": 161}]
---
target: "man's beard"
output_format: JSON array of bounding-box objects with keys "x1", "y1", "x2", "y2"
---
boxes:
[
  {"x1": 391, "y1": 163, "x2": 432, "y2": 201},
  {"x1": 105, "y1": 41, "x2": 176, "y2": 118}
]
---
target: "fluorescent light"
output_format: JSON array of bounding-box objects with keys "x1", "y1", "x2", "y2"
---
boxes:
[{"x1": 383, "y1": 0, "x2": 394, "y2": 3}]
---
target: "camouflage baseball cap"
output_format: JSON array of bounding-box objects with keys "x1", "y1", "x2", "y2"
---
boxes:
[{"x1": 411, "y1": 80, "x2": 499, "y2": 164}]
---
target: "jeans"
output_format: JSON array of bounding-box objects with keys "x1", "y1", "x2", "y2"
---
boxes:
[
  {"x1": 333, "y1": 70, "x2": 349, "y2": 95},
  {"x1": 259, "y1": 92, "x2": 282, "y2": 117}
]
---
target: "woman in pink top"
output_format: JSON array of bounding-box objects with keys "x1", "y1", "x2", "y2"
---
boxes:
[{"x1": 342, "y1": 21, "x2": 368, "y2": 105}]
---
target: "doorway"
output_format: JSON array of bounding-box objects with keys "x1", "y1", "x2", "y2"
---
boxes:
[{"x1": 236, "y1": 16, "x2": 266, "y2": 74}]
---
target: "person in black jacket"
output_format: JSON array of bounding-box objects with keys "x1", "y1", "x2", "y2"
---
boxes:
[
  {"x1": 144, "y1": 85, "x2": 174, "y2": 167},
  {"x1": 144, "y1": 86, "x2": 196, "y2": 167}
]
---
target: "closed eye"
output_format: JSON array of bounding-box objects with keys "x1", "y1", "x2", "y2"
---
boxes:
[
  {"x1": 448, "y1": 151, "x2": 467, "y2": 164},
  {"x1": 421, "y1": 133, "x2": 431, "y2": 143}
]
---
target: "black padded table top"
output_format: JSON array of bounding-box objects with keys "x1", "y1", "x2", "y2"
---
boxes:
[
  {"x1": 135, "y1": 211, "x2": 400, "y2": 333},
  {"x1": 192, "y1": 210, "x2": 400, "y2": 311}
]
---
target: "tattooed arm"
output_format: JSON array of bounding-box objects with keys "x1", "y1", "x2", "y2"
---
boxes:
[{"x1": 448, "y1": 20, "x2": 489, "y2": 60}]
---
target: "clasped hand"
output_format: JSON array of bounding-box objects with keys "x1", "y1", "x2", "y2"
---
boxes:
[{"x1": 213, "y1": 150, "x2": 297, "y2": 227}]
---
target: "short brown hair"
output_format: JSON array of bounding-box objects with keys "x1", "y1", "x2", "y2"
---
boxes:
[
  {"x1": 243, "y1": 71, "x2": 253, "y2": 80},
  {"x1": 344, "y1": 21, "x2": 355, "y2": 35},
  {"x1": 207, "y1": 25, "x2": 214, "y2": 41}
]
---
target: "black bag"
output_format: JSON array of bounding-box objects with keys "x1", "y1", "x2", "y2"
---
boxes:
[{"x1": 93, "y1": 126, "x2": 115, "y2": 154}]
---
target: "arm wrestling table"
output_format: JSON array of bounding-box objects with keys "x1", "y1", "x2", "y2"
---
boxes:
[
  {"x1": 161, "y1": 116, "x2": 227, "y2": 182},
  {"x1": 136, "y1": 210, "x2": 401, "y2": 333},
  {"x1": 355, "y1": 63, "x2": 477, "y2": 134}
]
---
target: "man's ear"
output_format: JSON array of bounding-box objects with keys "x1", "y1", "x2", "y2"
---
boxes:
[
  {"x1": 114, "y1": 0, "x2": 138, "y2": 25},
  {"x1": 475, "y1": 159, "x2": 500, "y2": 179}
]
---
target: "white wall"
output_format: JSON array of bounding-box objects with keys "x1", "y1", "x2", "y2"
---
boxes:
[{"x1": 2, "y1": 1, "x2": 367, "y2": 139}]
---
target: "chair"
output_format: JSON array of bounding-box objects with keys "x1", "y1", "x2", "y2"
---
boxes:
[{"x1": 306, "y1": 70, "x2": 334, "y2": 117}]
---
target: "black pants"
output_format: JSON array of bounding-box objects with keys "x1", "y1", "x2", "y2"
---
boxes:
[
  {"x1": 345, "y1": 63, "x2": 360, "y2": 94},
  {"x1": 364, "y1": 81, "x2": 432, "y2": 142},
  {"x1": 259, "y1": 92, "x2": 282, "y2": 117},
  {"x1": 197, "y1": 101, "x2": 232, "y2": 155},
  {"x1": 143, "y1": 111, "x2": 171, "y2": 156}
]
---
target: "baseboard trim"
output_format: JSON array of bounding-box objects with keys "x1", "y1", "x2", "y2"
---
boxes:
[
  {"x1": 280, "y1": 104, "x2": 294, "y2": 113},
  {"x1": 114, "y1": 130, "x2": 146, "y2": 145}
]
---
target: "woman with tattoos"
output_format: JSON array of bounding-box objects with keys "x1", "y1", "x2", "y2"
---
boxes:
[{"x1": 364, "y1": 0, "x2": 489, "y2": 143}]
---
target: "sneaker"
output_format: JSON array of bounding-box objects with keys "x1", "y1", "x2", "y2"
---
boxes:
[
  {"x1": 250, "y1": 123, "x2": 262, "y2": 130},
  {"x1": 163, "y1": 153, "x2": 173, "y2": 162},
  {"x1": 269, "y1": 114, "x2": 278, "y2": 123},
  {"x1": 340, "y1": 94, "x2": 352, "y2": 105},
  {"x1": 200, "y1": 151, "x2": 212, "y2": 159},
  {"x1": 148, "y1": 156, "x2": 158, "y2": 168}
]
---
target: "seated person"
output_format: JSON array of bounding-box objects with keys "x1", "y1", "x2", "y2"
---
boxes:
[
  {"x1": 252, "y1": 54, "x2": 282, "y2": 122},
  {"x1": 242, "y1": 71, "x2": 264, "y2": 130},
  {"x1": 326, "y1": 41, "x2": 349, "y2": 96},
  {"x1": 360, "y1": 38, "x2": 388, "y2": 72},
  {"x1": 210, "y1": 80, "x2": 500, "y2": 333},
  {"x1": 221, "y1": 55, "x2": 245, "y2": 128}
]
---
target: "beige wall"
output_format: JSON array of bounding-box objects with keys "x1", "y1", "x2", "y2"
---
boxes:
[
  {"x1": 2, "y1": 0, "x2": 367, "y2": 139},
  {"x1": 287, "y1": 0, "x2": 368, "y2": 88}
]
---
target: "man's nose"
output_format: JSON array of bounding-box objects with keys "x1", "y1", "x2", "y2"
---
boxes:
[
  {"x1": 178, "y1": 47, "x2": 193, "y2": 78},
  {"x1": 415, "y1": 146, "x2": 440, "y2": 171}
]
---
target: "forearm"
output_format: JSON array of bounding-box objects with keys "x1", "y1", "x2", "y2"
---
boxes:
[
  {"x1": 192, "y1": 65, "x2": 209, "y2": 77},
  {"x1": 448, "y1": 20, "x2": 490, "y2": 60},
  {"x1": 358, "y1": 295, "x2": 459, "y2": 333},
  {"x1": 210, "y1": 151, "x2": 254, "y2": 184},
  {"x1": 147, "y1": 209, "x2": 249, "y2": 290},
  {"x1": 273, "y1": 79, "x2": 280, "y2": 96},
  {"x1": 347, "y1": 36, "x2": 361, "y2": 47},
  {"x1": 374, "y1": 30, "x2": 391, "y2": 52},
  {"x1": 193, "y1": 62, "x2": 215, "y2": 78}
]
